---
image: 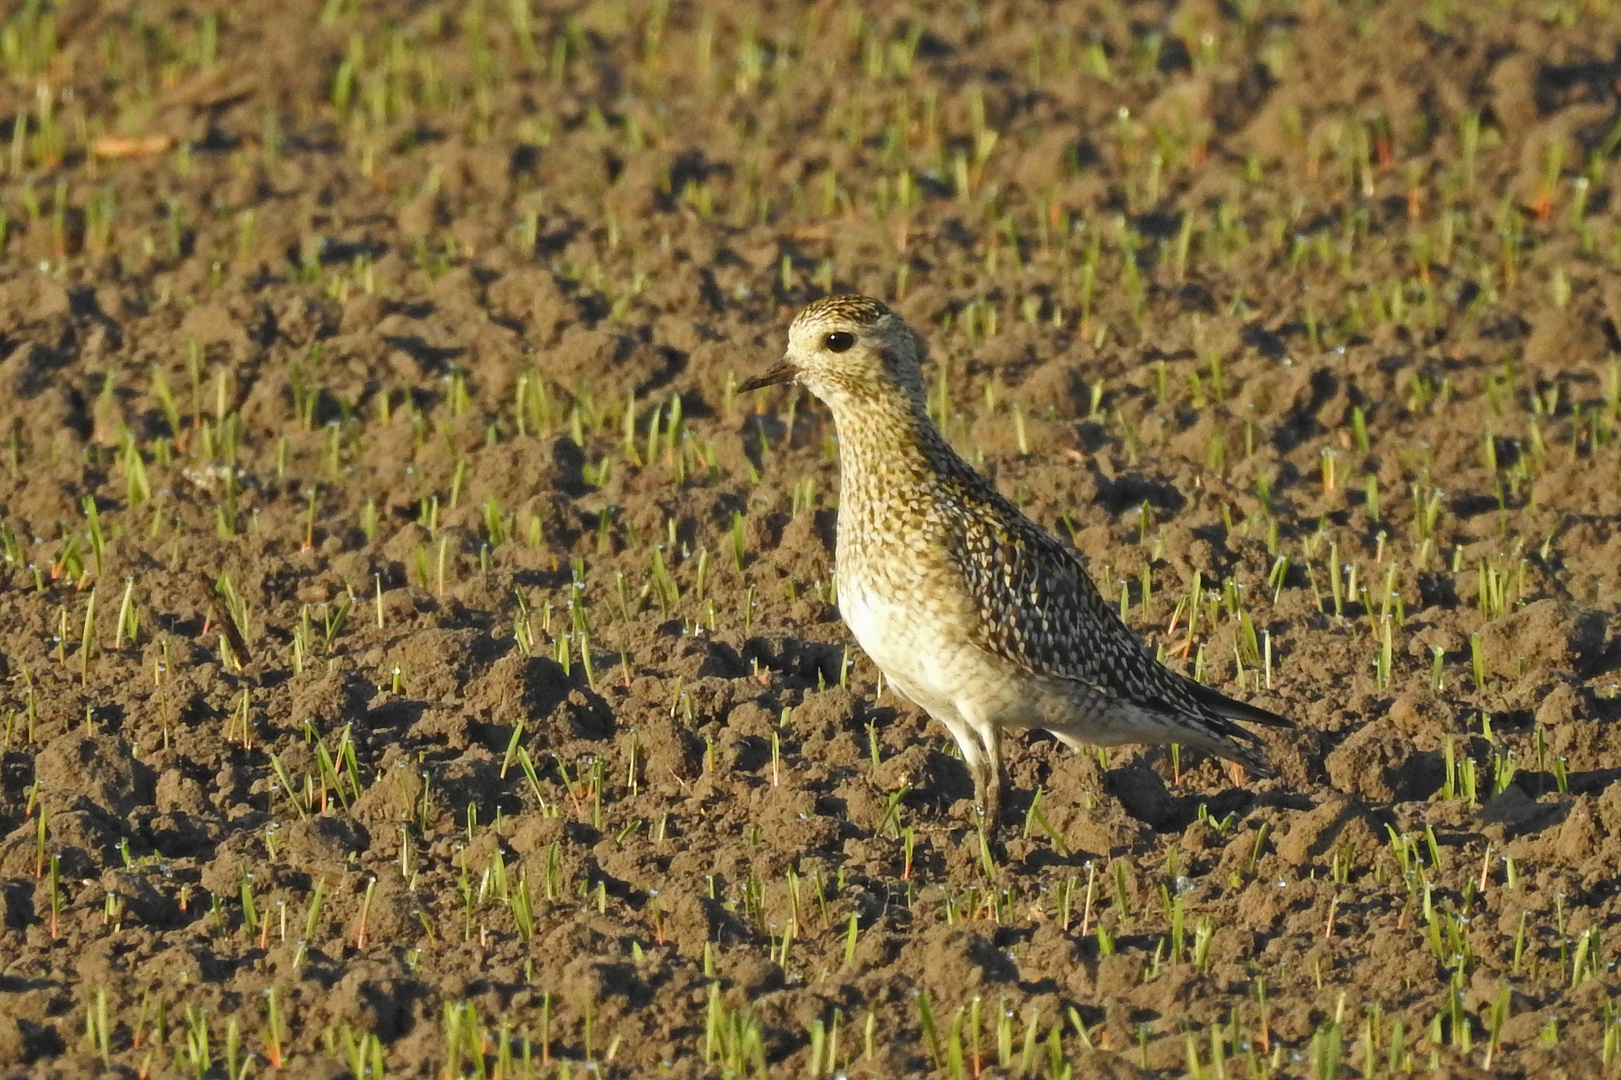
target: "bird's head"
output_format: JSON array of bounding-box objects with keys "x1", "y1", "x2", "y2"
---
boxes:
[{"x1": 741, "y1": 295, "x2": 927, "y2": 414}]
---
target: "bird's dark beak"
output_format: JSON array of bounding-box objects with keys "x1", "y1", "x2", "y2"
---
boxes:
[{"x1": 739, "y1": 357, "x2": 797, "y2": 393}]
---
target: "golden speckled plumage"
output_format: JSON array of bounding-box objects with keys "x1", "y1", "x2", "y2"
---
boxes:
[{"x1": 743, "y1": 295, "x2": 1291, "y2": 840}]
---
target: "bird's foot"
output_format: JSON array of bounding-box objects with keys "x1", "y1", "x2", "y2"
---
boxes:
[{"x1": 972, "y1": 804, "x2": 1007, "y2": 867}]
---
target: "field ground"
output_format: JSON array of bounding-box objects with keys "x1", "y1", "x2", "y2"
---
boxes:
[{"x1": 2, "y1": 0, "x2": 1621, "y2": 1077}]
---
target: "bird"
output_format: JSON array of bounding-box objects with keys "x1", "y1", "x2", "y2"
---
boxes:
[{"x1": 739, "y1": 294, "x2": 1290, "y2": 842}]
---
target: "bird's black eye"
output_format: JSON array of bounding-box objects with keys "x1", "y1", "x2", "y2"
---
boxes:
[{"x1": 824, "y1": 331, "x2": 856, "y2": 353}]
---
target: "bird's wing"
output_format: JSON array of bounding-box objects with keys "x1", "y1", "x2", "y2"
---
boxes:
[
  {"x1": 944, "y1": 477, "x2": 1290, "y2": 734},
  {"x1": 1183, "y1": 678, "x2": 1292, "y2": 728}
]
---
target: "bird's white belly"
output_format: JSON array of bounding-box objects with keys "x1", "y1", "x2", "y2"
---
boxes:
[
  {"x1": 839, "y1": 574, "x2": 975, "y2": 718},
  {"x1": 840, "y1": 567, "x2": 1066, "y2": 733}
]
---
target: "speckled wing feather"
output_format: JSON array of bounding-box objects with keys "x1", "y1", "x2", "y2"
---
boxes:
[{"x1": 940, "y1": 470, "x2": 1288, "y2": 741}]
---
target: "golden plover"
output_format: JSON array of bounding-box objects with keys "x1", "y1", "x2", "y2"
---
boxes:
[{"x1": 741, "y1": 295, "x2": 1290, "y2": 839}]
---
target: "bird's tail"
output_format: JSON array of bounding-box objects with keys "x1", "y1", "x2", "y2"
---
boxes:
[{"x1": 1210, "y1": 730, "x2": 1278, "y2": 778}]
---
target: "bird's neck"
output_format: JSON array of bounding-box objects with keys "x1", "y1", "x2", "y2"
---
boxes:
[{"x1": 823, "y1": 388, "x2": 956, "y2": 508}]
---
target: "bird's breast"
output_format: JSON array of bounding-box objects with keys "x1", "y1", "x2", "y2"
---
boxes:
[
  {"x1": 836, "y1": 569, "x2": 943, "y2": 704},
  {"x1": 836, "y1": 526, "x2": 984, "y2": 702}
]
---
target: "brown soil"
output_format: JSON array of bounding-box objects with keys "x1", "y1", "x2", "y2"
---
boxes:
[{"x1": 3, "y1": 1, "x2": 1621, "y2": 1077}]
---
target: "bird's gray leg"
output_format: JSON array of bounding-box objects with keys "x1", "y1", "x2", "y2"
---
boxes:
[
  {"x1": 964, "y1": 718, "x2": 1005, "y2": 849},
  {"x1": 980, "y1": 724, "x2": 1004, "y2": 833},
  {"x1": 936, "y1": 713, "x2": 992, "y2": 827},
  {"x1": 968, "y1": 757, "x2": 994, "y2": 832}
]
